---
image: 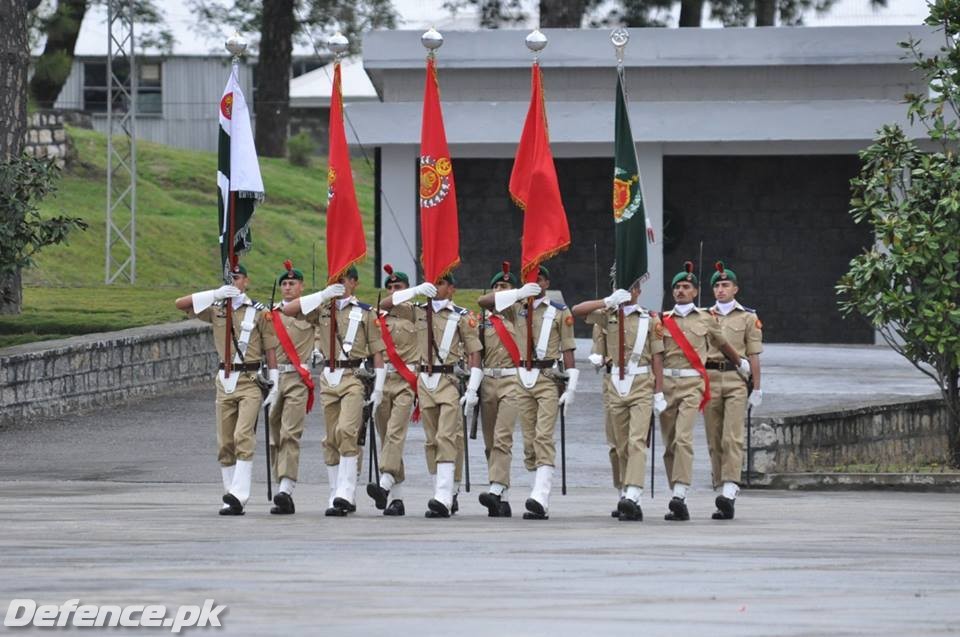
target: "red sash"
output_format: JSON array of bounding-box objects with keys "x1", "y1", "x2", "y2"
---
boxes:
[
  {"x1": 269, "y1": 309, "x2": 315, "y2": 413},
  {"x1": 376, "y1": 313, "x2": 420, "y2": 421},
  {"x1": 489, "y1": 314, "x2": 521, "y2": 367},
  {"x1": 661, "y1": 312, "x2": 710, "y2": 412}
]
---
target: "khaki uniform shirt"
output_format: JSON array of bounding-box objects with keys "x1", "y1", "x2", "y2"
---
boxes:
[
  {"x1": 502, "y1": 298, "x2": 576, "y2": 361},
  {"x1": 661, "y1": 307, "x2": 728, "y2": 369},
  {"x1": 272, "y1": 301, "x2": 315, "y2": 364},
  {"x1": 480, "y1": 309, "x2": 521, "y2": 369},
  {"x1": 304, "y1": 298, "x2": 385, "y2": 361},
  {"x1": 706, "y1": 303, "x2": 764, "y2": 361},
  {"x1": 193, "y1": 297, "x2": 277, "y2": 365},
  {"x1": 586, "y1": 306, "x2": 665, "y2": 366},
  {"x1": 378, "y1": 302, "x2": 420, "y2": 364},
  {"x1": 415, "y1": 301, "x2": 483, "y2": 365}
]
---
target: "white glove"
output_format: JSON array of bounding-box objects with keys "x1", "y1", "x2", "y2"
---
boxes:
[
  {"x1": 300, "y1": 283, "x2": 346, "y2": 315},
  {"x1": 737, "y1": 357, "x2": 751, "y2": 381},
  {"x1": 748, "y1": 389, "x2": 763, "y2": 408},
  {"x1": 459, "y1": 367, "x2": 484, "y2": 410},
  {"x1": 262, "y1": 369, "x2": 280, "y2": 408},
  {"x1": 192, "y1": 285, "x2": 241, "y2": 313},
  {"x1": 368, "y1": 368, "x2": 386, "y2": 410},
  {"x1": 392, "y1": 282, "x2": 437, "y2": 305},
  {"x1": 494, "y1": 283, "x2": 541, "y2": 311},
  {"x1": 558, "y1": 368, "x2": 580, "y2": 413},
  {"x1": 603, "y1": 289, "x2": 631, "y2": 309},
  {"x1": 310, "y1": 348, "x2": 323, "y2": 367},
  {"x1": 587, "y1": 353, "x2": 604, "y2": 368},
  {"x1": 653, "y1": 392, "x2": 667, "y2": 415}
]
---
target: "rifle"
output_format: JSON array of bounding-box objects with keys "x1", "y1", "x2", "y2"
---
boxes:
[
  {"x1": 457, "y1": 366, "x2": 471, "y2": 493},
  {"x1": 470, "y1": 299, "x2": 486, "y2": 440},
  {"x1": 647, "y1": 411, "x2": 655, "y2": 499},
  {"x1": 555, "y1": 361, "x2": 568, "y2": 496},
  {"x1": 264, "y1": 275, "x2": 278, "y2": 502},
  {"x1": 746, "y1": 379, "x2": 754, "y2": 487},
  {"x1": 365, "y1": 289, "x2": 383, "y2": 484}
]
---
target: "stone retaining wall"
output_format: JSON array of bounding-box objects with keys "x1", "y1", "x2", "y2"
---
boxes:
[
  {"x1": 748, "y1": 398, "x2": 951, "y2": 484},
  {"x1": 0, "y1": 321, "x2": 216, "y2": 428},
  {"x1": 23, "y1": 111, "x2": 69, "y2": 168}
]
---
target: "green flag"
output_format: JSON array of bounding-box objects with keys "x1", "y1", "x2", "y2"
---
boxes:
[{"x1": 613, "y1": 68, "x2": 650, "y2": 290}]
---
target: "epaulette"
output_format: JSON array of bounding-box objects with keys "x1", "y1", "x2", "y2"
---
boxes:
[
  {"x1": 357, "y1": 302, "x2": 372, "y2": 311},
  {"x1": 452, "y1": 304, "x2": 469, "y2": 315},
  {"x1": 549, "y1": 300, "x2": 567, "y2": 311},
  {"x1": 741, "y1": 305, "x2": 757, "y2": 314},
  {"x1": 251, "y1": 300, "x2": 266, "y2": 311}
]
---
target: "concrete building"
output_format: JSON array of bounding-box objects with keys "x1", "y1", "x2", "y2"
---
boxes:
[{"x1": 350, "y1": 26, "x2": 937, "y2": 342}]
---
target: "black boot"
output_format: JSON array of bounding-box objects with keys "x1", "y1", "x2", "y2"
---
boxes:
[
  {"x1": 617, "y1": 498, "x2": 643, "y2": 522},
  {"x1": 523, "y1": 498, "x2": 548, "y2": 520},
  {"x1": 712, "y1": 495, "x2": 735, "y2": 520},
  {"x1": 452, "y1": 493, "x2": 459, "y2": 515},
  {"x1": 384, "y1": 499, "x2": 405, "y2": 516},
  {"x1": 325, "y1": 505, "x2": 348, "y2": 517},
  {"x1": 367, "y1": 483, "x2": 389, "y2": 510},
  {"x1": 220, "y1": 493, "x2": 244, "y2": 516},
  {"x1": 425, "y1": 498, "x2": 451, "y2": 518},
  {"x1": 479, "y1": 492, "x2": 503, "y2": 517},
  {"x1": 499, "y1": 501, "x2": 512, "y2": 518},
  {"x1": 664, "y1": 496, "x2": 690, "y2": 521},
  {"x1": 612, "y1": 497, "x2": 624, "y2": 518},
  {"x1": 270, "y1": 491, "x2": 295, "y2": 515},
  {"x1": 332, "y1": 497, "x2": 356, "y2": 513}
]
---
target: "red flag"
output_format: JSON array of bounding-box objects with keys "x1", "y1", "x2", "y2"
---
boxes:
[
  {"x1": 419, "y1": 57, "x2": 460, "y2": 283},
  {"x1": 509, "y1": 63, "x2": 570, "y2": 282},
  {"x1": 326, "y1": 61, "x2": 366, "y2": 283}
]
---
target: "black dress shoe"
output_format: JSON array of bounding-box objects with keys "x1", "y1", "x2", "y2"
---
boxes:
[
  {"x1": 367, "y1": 483, "x2": 389, "y2": 510},
  {"x1": 220, "y1": 493, "x2": 244, "y2": 516},
  {"x1": 617, "y1": 498, "x2": 643, "y2": 522},
  {"x1": 384, "y1": 499, "x2": 405, "y2": 516},
  {"x1": 325, "y1": 506, "x2": 348, "y2": 517},
  {"x1": 664, "y1": 496, "x2": 690, "y2": 521},
  {"x1": 270, "y1": 491, "x2": 295, "y2": 515},
  {"x1": 523, "y1": 498, "x2": 548, "y2": 519},
  {"x1": 612, "y1": 497, "x2": 625, "y2": 518},
  {"x1": 712, "y1": 495, "x2": 735, "y2": 520},
  {"x1": 479, "y1": 492, "x2": 503, "y2": 517},
  {"x1": 452, "y1": 494, "x2": 459, "y2": 515},
  {"x1": 425, "y1": 498, "x2": 451, "y2": 518},
  {"x1": 499, "y1": 501, "x2": 512, "y2": 518},
  {"x1": 332, "y1": 497, "x2": 356, "y2": 513}
]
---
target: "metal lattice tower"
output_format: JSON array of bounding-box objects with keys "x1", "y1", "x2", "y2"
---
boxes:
[{"x1": 105, "y1": 0, "x2": 137, "y2": 284}]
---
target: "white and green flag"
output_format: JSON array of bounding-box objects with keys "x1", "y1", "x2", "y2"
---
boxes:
[{"x1": 217, "y1": 65, "x2": 263, "y2": 280}]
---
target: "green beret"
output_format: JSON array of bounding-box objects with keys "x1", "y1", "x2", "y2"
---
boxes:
[
  {"x1": 490, "y1": 261, "x2": 519, "y2": 288},
  {"x1": 439, "y1": 272, "x2": 456, "y2": 286},
  {"x1": 710, "y1": 261, "x2": 738, "y2": 286},
  {"x1": 671, "y1": 261, "x2": 699, "y2": 287},
  {"x1": 277, "y1": 260, "x2": 304, "y2": 284},
  {"x1": 537, "y1": 265, "x2": 550, "y2": 279},
  {"x1": 229, "y1": 263, "x2": 247, "y2": 276},
  {"x1": 345, "y1": 265, "x2": 359, "y2": 280},
  {"x1": 382, "y1": 264, "x2": 409, "y2": 287}
]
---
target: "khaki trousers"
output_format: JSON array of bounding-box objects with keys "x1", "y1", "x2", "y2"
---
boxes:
[
  {"x1": 375, "y1": 372, "x2": 415, "y2": 484},
  {"x1": 703, "y1": 369, "x2": 748, "y2": 487},
  {"x1": 267, "y1": 372, "x2": 309, "y2": 481},
  {"x1": 483, "y1": 375, "x2": 521, "y2": 487},
  {"x1": 319, "y1": 372, "x2": 364, "y2": 466},
  {"x1": 605, "y1": 373, "x2": 654, "y2": 489},
  {"x1": 660, "y1": 375, "x2": 703, "y2": 488},
  {"x1": 419, "y1": 375, "x2": 465, "y2": 479},
  {"x1": 602, "y1": 382, "x2": 621, "y2": 489},
  {"x1": 515, "y1": 373, "x2": 559, "y2": 470},
  {"x1": 216, "y1": 374, "x2": 263, "y2": 465}
]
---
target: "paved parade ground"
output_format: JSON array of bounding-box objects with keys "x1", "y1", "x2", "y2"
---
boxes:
[{"x1": 1, "y1": 343, "x2": 959, "y2": 635}]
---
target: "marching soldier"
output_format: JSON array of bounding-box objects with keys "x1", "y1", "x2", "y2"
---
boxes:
[
  {"x1": 704, "y1": 262, "x2": 763, "y2": 520},
  {"x1": 479, "y1": 265, "x2": 577, "y2": 520},
  {"x1": 379, "y1": 271, "x2": 482, "y2": 518},
  {"x1": 588, "y1": 322, "x2": 625, "y2": 517},
  {"x1": 366, "y1": 265, "x2": 419, "y2": 516},
  {"x1": 476, "y1": 263, "x2": 524, "y2": 518},
  {"x1": 660, "y1": 261, "x2": 747, "y2": 522},
  {"x1": 265, "y1": 260, "x2": 316, "y2": 515},
  {"x1": 283, "y1": 266, "x2": 386, "y2": 517},
  {"x1": 174, "y1": 263, "x2": 279, "y2": 515},
  {"x1": 573, "y1": 284, "x2": 667, "y2": 521}
]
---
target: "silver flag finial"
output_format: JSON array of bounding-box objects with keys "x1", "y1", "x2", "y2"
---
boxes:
[
  {"x1": 225, "y1": 32, "x2": 247, "y2": 61},
  {"x1": 421, "y1": 27, "x2": 443, "y2": 51},
  {"x1": 611, "y1": 28, "x2": 629, "y2": 65},
  {"x1": 328, "y1": 32, "x2": 349, "y2": 58},
  {"x1": 525, "y1": 29, "x2": 548, "y2": 54}
]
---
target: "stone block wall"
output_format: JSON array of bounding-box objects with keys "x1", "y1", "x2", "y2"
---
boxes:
[
  {"x1": 0, "y1": 322, "x2": 217, "y2": 428},
  {"x1": 748, "y1": 398, "x2": 951, "y2": 482},
  {"x1": 23, "y1": 111, "x2": 70, "y2": 168}
]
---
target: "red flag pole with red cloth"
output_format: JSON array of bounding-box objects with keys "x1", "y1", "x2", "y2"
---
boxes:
[
  {"x1": 419, "y1": 52, "x2": 460, "y2": 371},
  {"x1": 508, "y1": 61, "x2": 571, "y2": 367},
  {"x1": 325, "y1": 58, "x2": 367, "y2": 369}
]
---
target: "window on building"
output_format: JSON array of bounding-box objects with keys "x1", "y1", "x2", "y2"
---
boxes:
[{"x1": 83, "y1": 61, "x2": 162, "y2": 115}]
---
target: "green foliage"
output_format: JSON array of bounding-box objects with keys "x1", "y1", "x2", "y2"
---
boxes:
[
  {"x1": 0, "y1": 154, "x2": 87, "y2": 280},
  {"x1": 287, "y1": 132, "x2": 315, "y2": 168},
  {"x1": 837, "y1": 0, "x2": 960, "y2": 465}
]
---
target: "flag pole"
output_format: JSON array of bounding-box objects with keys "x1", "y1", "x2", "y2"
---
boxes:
[
  {"x1": 327, "y1": 33, "x2": 350, "y2": 372},
  {"x1": 523, "y1": 30, "x2": 547, "y2": 371},
  {"x1": 222, "y1": 33, "x2": 247, "y2": 379},
  {"x1": 612, "y1": 29, "x2": 631, "y2": 382}
]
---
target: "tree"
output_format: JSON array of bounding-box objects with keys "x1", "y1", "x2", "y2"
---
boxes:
[
  {"x1": 188, "y1": 0, "x2": 397, "y2": 158},
  {"x1": 837, "y1": 0, "x2": 960, "y2": 467},
  {"x1": 28, "y1": 0, "x2": 173, "y2": 109}
]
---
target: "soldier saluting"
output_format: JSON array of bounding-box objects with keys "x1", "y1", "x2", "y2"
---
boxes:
[
  {"x1": 659, "y1": 261, "x2": 748, "y2": 522},
  {"x1": 283, "y1": 266, "x2": 386, "y2": 517},
  {"x1": 175, "y1": 263, "x2": 279, "y2": 515},
  {"x1": 703, "y1": 261, "x2": 763, "y2": 520}
]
